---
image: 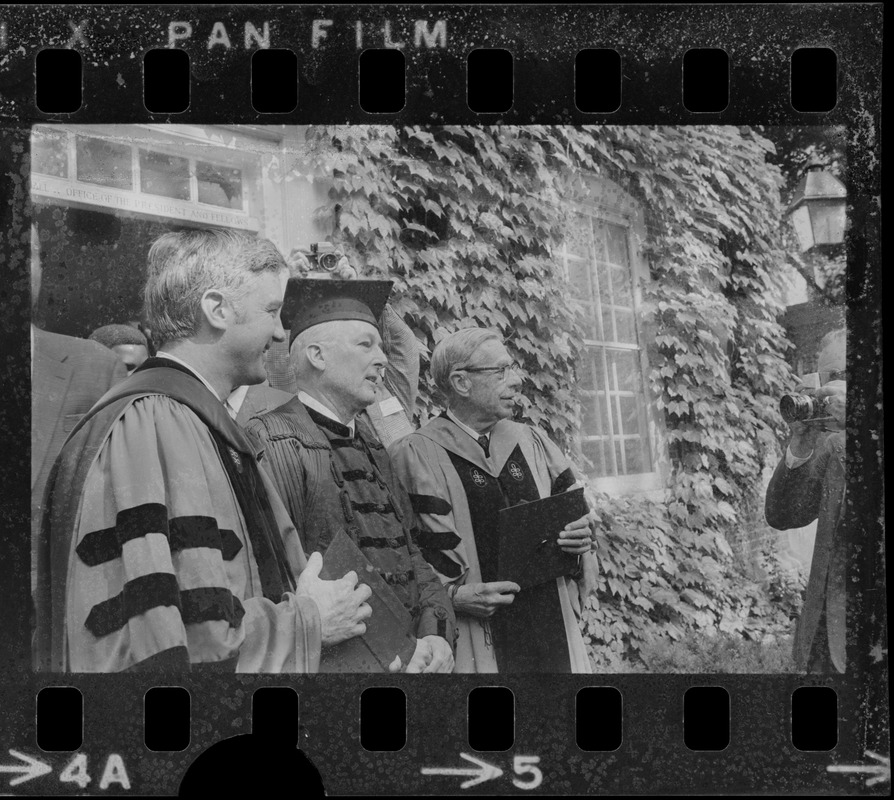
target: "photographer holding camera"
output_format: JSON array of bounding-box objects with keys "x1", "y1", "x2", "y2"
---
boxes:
[{"x1": 765, "y1": 327, "x2": 846, "y2": 673}]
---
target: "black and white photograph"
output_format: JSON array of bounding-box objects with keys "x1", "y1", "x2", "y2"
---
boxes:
[
  {"x1": 0, "y1": 3, "x2": 884, "y2": 796},
  {"x1": 28, "y1": 122, "x2": 853, "y2": 676}
]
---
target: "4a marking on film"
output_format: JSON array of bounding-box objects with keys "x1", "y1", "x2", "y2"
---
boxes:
[{"x1": 0, "y1": 750, "x2": 130, "y2": 790}]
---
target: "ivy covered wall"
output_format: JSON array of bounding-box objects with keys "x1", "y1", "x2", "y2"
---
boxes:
[{"x1": 301, "y1": 125, "x2": 802, "y2": 669}]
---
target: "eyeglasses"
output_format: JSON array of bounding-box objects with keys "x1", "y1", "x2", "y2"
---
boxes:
[{"x1": 455, "y1": 361, "x2": 521, "y2": 380}]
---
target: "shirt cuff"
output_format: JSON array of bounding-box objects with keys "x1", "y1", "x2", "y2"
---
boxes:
[{"x1": 785, "y1": 445, "x2": 813, "y2": 470}]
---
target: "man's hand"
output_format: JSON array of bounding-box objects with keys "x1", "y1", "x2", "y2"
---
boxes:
[
  {"x1": 789, "y1": 380, "x2": 846, "y2": 455},
  {"x1": 452, "y1": 582, "x2": 520, "y2": 618},
  {"x1": 557, "y1": 512, "x2": 594, "y2": 555},
  {"x1": 405, "y1": 636, "x2": 454, "y2": 674},
  {"x1": 296, "y1": 552, "x2": 373, "y2": 647},
  {"x1": 817, "y1": 380, "x2": 846, "y2": 429},
  {"x1": 332, "y1": 256, "x2": 358, "y2": 281}
]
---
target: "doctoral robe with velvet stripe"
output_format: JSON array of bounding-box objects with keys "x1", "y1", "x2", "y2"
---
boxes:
[
  {"x1": 245, "y1": 398, "x2": 456, "y2": 655},
  {"x1": 389, "y1": 415, "x2": 592, "y2": 674},
  {"x1": 40, "y1": 368, "x2": 322, "y2": 673}
]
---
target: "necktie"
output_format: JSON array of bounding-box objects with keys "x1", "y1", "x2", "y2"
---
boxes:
[{"x1": 477, "y1": 434, "x2": 490, "y2": 458}]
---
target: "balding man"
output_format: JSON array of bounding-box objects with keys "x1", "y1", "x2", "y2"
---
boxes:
[
  {"x1": 766, "y1": 327, "x2": 847, "y2": 673},
  {"x1": 35, "y1": 229, "x2": 370, "y2": 673},
  {"x1": 88, "y1": 324, "x2": 150, "y2": 374},
  {"x1": 245, "y1": 279, "x2": 455, "y2": 673},
  {"x1": 390, "y1": 327, "x2": 598, "y2": 673}
]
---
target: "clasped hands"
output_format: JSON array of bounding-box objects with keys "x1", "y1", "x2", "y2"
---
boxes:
[{"x1": 296, "y1": 551, "x2": 453, "y2": 673}]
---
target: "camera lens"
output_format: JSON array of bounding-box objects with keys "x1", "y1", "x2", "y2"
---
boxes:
[
  {"x1": 780, "y1": 393, "x2": 816, "y2": 423},
  {"x1": 318, "y1": 253, "x2": 339, "y2": 271}
]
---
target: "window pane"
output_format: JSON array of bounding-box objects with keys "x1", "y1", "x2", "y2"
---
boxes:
[
  {"x1": 578, "y1": 356, "x2": 596, "y2": 390},
  {"x1": 617, "y1": 395, "x2": 641, "y2": 435},
  {"x1": 581, "y1": 440, "x2": 606, "y2": 477},
  {"x1": 601, "y1": 304, "x2": 617, "y2": 342},
  {"x1": 609, "y1": 350, "x2": 641, "y2": 393},
  {"x1": 615, "y1": 441, "x2": 625, "y2": 474},
  {"x1": 624, "y1": 439, "x2": 645, "y2": 474},
  {"x1": 605, "y1": 222, "x2": 629, "y2": 266},
  {"x1": 565, "y1": 217, "x2": 592, "y2": 259},
  {"x1": 590, "y1": 220, "x2": 608, "y2": 261},
  {"x1": 610, "y1": 264, "x2": 633, "y2": 305},
  {"x1": 614, "y1": 308, "x2": 637, "y2": 344},
  {"x1": 197, "y1": 162, "x2": 243, "y2": 209},
  {"x1": 581, "y1": 394, "x2": 598, "y2": 433},
  {"x1": 76, "y1": 136, "x2": 133, "y2": 190},
  {"x1": 566, "y1": 257, "x2": 591, "y2": 301},
  {"x1": 569, "y1": 212, "x2": 652, "y2": 479},
  {"x1": 139, "y1": 150, "x2": 190, "y2": 200},
  {"x1": 32, "y1": 127, "x2": 68, "y2": 178}
]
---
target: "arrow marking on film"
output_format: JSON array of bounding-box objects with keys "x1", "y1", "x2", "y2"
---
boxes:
[
  {"x1": 828, "y1": 750, "x2": 890, "y2": 788},
  {"x1": 0, "y1": 750, "x2": 53, "y2": 786},
  {"x1": 421, "y1": 752, "x2": 503, "y2": 789}
]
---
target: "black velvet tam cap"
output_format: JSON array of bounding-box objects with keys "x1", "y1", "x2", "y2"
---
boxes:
[{"x1": 281, "y1": 278, "x2": 393, "y2": 345}]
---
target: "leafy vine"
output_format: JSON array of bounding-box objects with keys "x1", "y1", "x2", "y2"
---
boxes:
[{"x1": 302, "y1": 125, "x2": 800, "y2": 667}]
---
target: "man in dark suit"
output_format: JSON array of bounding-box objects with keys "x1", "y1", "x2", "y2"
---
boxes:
[
  {"x1": 765, "y1": 328, "x2": 847, "y2": 673},
  {"x1": 30, "y1": 227, "x2": 127, "y2": 596}
]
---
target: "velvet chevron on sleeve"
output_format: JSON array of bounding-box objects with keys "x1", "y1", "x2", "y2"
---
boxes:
[{"x1": 43, "y1": 375, "x2": 322, "y2": 674}]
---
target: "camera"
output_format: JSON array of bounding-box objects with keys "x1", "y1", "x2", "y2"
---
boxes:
[
  {"x1": 287, "y1": 242, "x2": 356, "y2": 280},
  {"x1": 779, "y1": 389, "x2": 824, "y2": 423},
  {"x1": 308, "y1": 242, "x2": 342, "y2": 272}
]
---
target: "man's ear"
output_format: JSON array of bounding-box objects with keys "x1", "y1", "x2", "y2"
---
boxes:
[
  {"x1": 200, "y1": 289, "x2": 231, "y2": 332},
  {"x1": 448, "y1": 371, "x2": 470, "y2": 399},
  {"x1": 304, "y1": 342, "x2": 327, "y2": 372}
]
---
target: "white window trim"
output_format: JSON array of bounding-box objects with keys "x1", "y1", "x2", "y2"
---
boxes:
[
  {"x1": 31, "y1": 124, "x2": 262, "y2": 231},
  {"x1": 558, "y1": 173, "x2": 670, "y2": 496}
]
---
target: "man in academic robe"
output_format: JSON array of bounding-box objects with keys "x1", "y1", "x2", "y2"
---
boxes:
[
  {"x1": 34, "y1": 229, "x2": 372, "y2": 673},
  {"x1": 766, "y1": 328, "x2": 847, "y2": 673},
  {"x1": 245, "y1": 279, "x2": 455, "y2": 673},
  {"x1": 390, "y1": 327, "x2": 598, "y2": 673},
  {"x1": 234, "y1": 257, "x2": 419, "y2": 448}
]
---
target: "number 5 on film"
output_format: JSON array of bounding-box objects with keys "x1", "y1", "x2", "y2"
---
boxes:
[{"x1": 512, "y1": 756, "x2": 543, "y2": 790}]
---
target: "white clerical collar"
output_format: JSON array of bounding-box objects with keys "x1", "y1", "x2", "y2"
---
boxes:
[
  {"x1": 156, "y1": 350, "x2": 225, "y2": 406},
  {"x1": 298, "y1": 391, "x2": 356, "y2": 435},
  {"x1": 446, "y1": 408, "x2": 490, "y2": 442},
  {"x1": 225, "y1": 385, "x2": 250, "y2": 419}
]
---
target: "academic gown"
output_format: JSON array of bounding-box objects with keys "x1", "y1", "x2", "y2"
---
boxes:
[
  {"x1": 35, "y1": 362, "x2": 322, "y2": 673},
  {"x1": 389, "y1": 415, "x2": 592, "y2": 674}
]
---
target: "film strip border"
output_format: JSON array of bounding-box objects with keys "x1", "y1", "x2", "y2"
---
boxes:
[
  {"x1": 1, "y1": 676, "x2": 882, "y2": 795},
  {"x1": 29, "y1": 45, "x2": 840, "y2": 118},
  {"x1": 0, "y1": 4, "x2": 885, "y2": 797},
  {"x1": 0, "y1": 5, "x2": 882, "y2": 123}
]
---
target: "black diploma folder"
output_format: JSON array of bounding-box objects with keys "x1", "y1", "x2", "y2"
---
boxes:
[
  {"x1": 318, "y1": 529, "x2": 418, "y2": 673},
  {"x1": 497, "y1": 487, "x2": 588, "y2": 590}
]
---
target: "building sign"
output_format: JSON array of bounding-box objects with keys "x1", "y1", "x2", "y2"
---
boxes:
[
  {"x1": 31, "y1": 174, "x2": 259, "y2": 230},
  {"x1": 30, "y1": 126, "x2": 260, "y2": 231}
]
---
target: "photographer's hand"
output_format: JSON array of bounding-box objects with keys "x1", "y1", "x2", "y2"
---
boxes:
[
  {"x1": 815, "y1": 380, "x2": 846, "y2": 430},
  {"x1": 789, "y1": 380, "x2": 846, "y2": 456}
]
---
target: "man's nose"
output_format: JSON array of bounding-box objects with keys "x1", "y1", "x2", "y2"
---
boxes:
[
  {"x1": 373, "y1": 343, "x2": 388, "y2": 367},
  {"x1": 507, "y1": 368, "x2": 522, "y2": 389},
  {"x1": 272, "y1": 314, "x2": 286, "y2": 343}
]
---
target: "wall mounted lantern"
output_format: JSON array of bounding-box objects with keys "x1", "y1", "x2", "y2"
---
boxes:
[{"x1": 786, "y1": 162, "x2": 847, "y2": 252}]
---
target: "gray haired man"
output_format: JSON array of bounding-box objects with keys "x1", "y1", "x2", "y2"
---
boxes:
[{"x1": 35, "y1": 228, "x2": 371, "y2": 672}]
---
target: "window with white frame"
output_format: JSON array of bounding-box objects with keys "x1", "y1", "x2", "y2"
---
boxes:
[
  {"x1": 31, "y1": 125, "x2": 259, "y2": 229},
  {"x1": 562, "y1": 211, "x2": 655, "y2": 480}
]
